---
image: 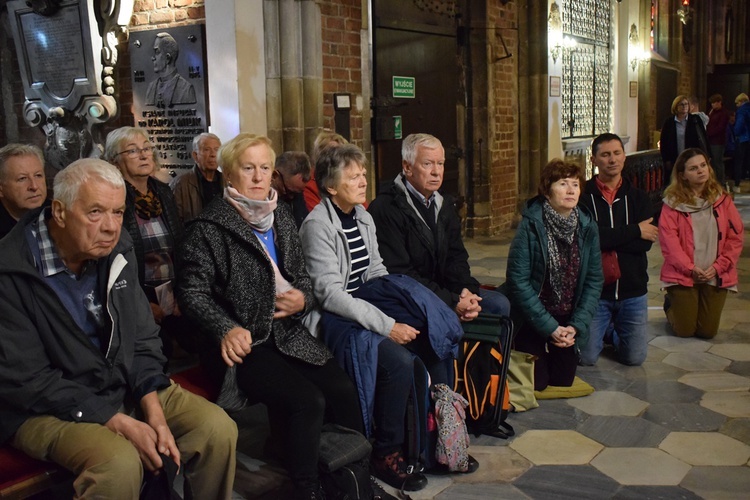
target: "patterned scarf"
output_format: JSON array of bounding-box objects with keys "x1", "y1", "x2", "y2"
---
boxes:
[
  {"x1": 223, "y1": 186, "x2": 278, "y2": 232},
  {"x1": 130, "y1": 183, "x2": 163, "y2": 220},
  {"x1": 542, "y1": 199, "x2": 579, "y2": 303}
]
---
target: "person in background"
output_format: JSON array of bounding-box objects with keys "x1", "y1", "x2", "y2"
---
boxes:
[
  {"x1": 0, "y1": 144, "x2": 47, "y2": 239},
  {"x1": 659, "y1": 148, "x2": 743, "y2": 338},
  {"x1": 706, "y1": 94, "x2": 731, "y2": 187},
  {"x1": 272, "y1": 151, "x2": 312, "y2": 227},
  {"x1": 660, "y1": 95, "x2": 711, "y2": 187},
  {"x1": 176, "y1": 133, "x2": 362, "y2": 500},
  {"x1": 304, "y1": 131, "x2": 349, "y2": 212},
  {"x1": 578, "y1": 133, "x2": 657, "y2": 367},
  {"x1": 171, "y1": 133, "x2": 223, "y2": 223},
  {"x1": 0, "y1": 158, "x2": 236, "y2": 499},
  {"x1": 368, "y1": 133, "x2": 510, "y2": 321},
  {"x1": 732, "y1": 93, "x2": 750, "y2": 193},
  {"x1": 104, "y1": 127, "x2": 188, "y2": 356},
  {"x1": 506, "y1": 160, "x2": 603, "y2": 391}
]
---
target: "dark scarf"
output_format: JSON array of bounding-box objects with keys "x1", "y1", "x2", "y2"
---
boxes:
[
  {"x1": 129, "y1": 182, "x2": 163, "y2": 220},
  {"x1": 542, "y1": 199, "x2": 579, "y2": 304}
]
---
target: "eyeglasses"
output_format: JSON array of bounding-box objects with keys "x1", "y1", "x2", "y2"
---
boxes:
[
  {"x1": 117, "y1": 146, "x2": 154, "y2": 159},
  {"x1": 678, "y1": 102, "x2": 689, "y2": 107}
]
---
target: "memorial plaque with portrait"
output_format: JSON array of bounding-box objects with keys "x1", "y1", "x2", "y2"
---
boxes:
[{"x1": 130, "y1": 25, "x2": 208, "y2": 172}]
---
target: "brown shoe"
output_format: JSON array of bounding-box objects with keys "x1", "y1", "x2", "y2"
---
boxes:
[{"x1": 371, "y1": 451, "x2": 428, "y2": 491}]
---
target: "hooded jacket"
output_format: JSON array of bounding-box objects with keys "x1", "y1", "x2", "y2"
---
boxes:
[
  {"x1": 659, "y1": 192, "x2": 743, "y2": 288},
  {"x1": 0, "y1": 208, "x2": 169, "y2": 444},
  {"x1": 505, "y1": 197, "x2": 603, "y2": 347},
  {"x1": 367, "y1": 174, "x2": 479, "y2": 309},
  {"x1": 580, "y1": 177, "x2": 654, "y2": 301}
]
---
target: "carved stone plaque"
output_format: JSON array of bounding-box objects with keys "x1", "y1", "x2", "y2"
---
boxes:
[{"x1": 130, "y1": 25, "x2": 209, "y2": 172}]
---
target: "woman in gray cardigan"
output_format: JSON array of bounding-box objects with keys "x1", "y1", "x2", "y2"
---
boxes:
[{"x1": 300, "y1": 144, "x2": 471, "y2": 490}]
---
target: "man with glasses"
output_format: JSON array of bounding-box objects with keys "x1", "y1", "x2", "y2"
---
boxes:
[
  {"x1": 660, "y1": 95, "x2": 710, "y2": 186},
  {"x1": 170, "y1": 133, "x2": 223, "y2": 223}
]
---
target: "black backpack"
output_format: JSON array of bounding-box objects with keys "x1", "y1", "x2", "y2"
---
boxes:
[{"x1": 454, "y1": 314, "x2": 515, "y2": 439}]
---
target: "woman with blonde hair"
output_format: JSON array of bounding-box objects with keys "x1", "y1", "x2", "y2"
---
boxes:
[
  {"x1": 176, "y1": 133, "x2": 362, "y2": 499},
  {"x1": 660, "y1": 95, "x2": 711, "y2": 187},
  {"x1": 659, "y1": 148, "x2": 744, "y2": 338}
]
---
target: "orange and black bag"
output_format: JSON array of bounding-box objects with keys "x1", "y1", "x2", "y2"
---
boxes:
[{"x1": 453, "y1": 314, "x2": 515, "y2": 439}]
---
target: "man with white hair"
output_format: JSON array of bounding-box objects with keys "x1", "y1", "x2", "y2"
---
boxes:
[
  {"x1": 0, "y1": 143, "x2": 47, "y2": 239},
  {"x1": 0, "y1": 158, "x2": 237, "y2": 498},
  {"x1": 171, "y1": 132, "x2": 223, "y2": 222},
  {"x1": 369, "y1": 133, "x2": 510, "y2": 322}
]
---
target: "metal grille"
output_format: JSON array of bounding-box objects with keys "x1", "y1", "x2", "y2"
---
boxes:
[{"x1": 560, "y1": 0, "x2": 612, "y2": 139}]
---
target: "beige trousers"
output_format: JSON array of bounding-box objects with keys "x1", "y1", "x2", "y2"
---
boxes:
[{"x1": 12, "y1": 382, "x2": 237, "y2": 499}]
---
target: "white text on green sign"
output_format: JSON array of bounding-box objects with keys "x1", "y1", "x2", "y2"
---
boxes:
[{"x1": 393, "y1": 76, "x2": 415, "y2": 98}]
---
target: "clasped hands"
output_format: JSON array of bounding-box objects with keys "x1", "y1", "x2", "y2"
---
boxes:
[
  {"x1": 550, "y1": 325, "x2": 576, "y2": 348},
  {"x1": 455, "y1": 288, "x2": 482, "y2": 322},
  {"x1": 221, "y1": 288, "x2": 306, "y2": 366},
  {"x1": 691, "y1": 265, "x2": 717, "y2": 284}
]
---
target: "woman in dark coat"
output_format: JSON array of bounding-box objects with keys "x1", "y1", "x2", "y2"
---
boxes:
[
  {"x1": 506, "y1": 160, "x2": 603, "y2": 391},
  {"x1": 104, "y1": 126, "x2": 187, "y2": 355},
  {"x1": 175, "y1": 133, "x2": 362, "y2": 500},
  {"x1": 660, "y1": 95, "x2": 711, "y2": 187}
]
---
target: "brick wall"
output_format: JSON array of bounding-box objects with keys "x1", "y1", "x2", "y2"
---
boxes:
[
  {"x1": 318, "y1": 0, "x2": 365, "y2": 145},
  {"x1": 487, "y1": 1, "x2": 519, "y2": 233}
]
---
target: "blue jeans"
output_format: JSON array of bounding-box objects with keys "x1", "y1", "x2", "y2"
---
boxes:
[
  {"x1": 579, "y1": 294, "x2": 648, "y2": 366},
  {"x1": 478, "y1": 288, "x2": 511, "y2": 316}
]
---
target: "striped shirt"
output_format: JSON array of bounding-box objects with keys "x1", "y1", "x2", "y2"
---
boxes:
[{"x1": 332, "y1": 203, "x2": 370, "y2": 293}]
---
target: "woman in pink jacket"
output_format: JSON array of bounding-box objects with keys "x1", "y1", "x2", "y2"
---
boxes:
[{"x1": 659, "y1": 148, "x2": 744, "y2": 338}]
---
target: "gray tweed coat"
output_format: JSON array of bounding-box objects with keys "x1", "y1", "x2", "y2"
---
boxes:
[{"x1": 175, "y1": 197, "x2": 332, "y2": 411}]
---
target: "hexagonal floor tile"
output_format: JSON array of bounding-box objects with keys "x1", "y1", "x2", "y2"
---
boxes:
[
  {"x1": 502, "y1": 399, "x2": 588, "y2": 435},
  {"x1": 649, "y1": 336, "x2": 711, "y2": 353},
  {"x1": 720, "y1": 418, "x2": 750, "y2": 446},
  {"x1": 624, "y1": 379, "x2": 704, "y2": 404},
  {"x1": 612, "y1": 485, "x2": 702, "y2": 499},
  {"x1": 591, "y1": 448, "x2": 691, "y2": 485},
  {"x1": 659, "y1": 432, "x2": 750, "y2": 466},
  {"x1": 577, "y1": 416, "x2": 669, "y2": 448},
  {"x1": 451, "y1": 446, "x2": 531, "y2": 484},
  {"x1": 435, "y1": 483, "x2": 528, "y2": 499},
  {"x1": 509, "y1": 430, "x2": 603, "y2": 465},
  {"x1": 709, "y1": 343, "x2": 750, "y2": 361},
  {"x1": 727, "y1": 360, "x2": 750, "y2": 377},
  {"x1": 701, "y1": 391, "x2": 750, "y2": 418},
  {"x1": 568, "y1": 391, "x2": 649, "y2": 417},
  {"x1": 680, "y1": 466, "x2": 750, "y2": 499},
  {"x1": 514, "y1": 465, "x2": 619, "y2": 499},
  {"x1": 679, "y1": 371, "x2": 750, "y2": 392},
  {"x1": 662, "y1": 352, "x2": 731, "y2": 371},
  {"x1": 643, "y1": 403, "x2": 726, "y2": 431}
]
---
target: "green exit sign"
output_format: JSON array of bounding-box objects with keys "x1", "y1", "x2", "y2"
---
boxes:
[{"x1": 392, "y1": 76, "x2": 415, "y2": 98}]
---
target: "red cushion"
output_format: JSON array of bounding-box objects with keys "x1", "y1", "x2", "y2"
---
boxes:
[
  {"x1": 0, "y1": 445, "x2": 57, "y2": 491},
  {"x1": 172, "y1": 365, "x2": 220, "y2": 402}
]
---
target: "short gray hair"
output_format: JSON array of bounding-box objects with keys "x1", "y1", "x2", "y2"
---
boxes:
[
  {"x1": 102, "y1": 126, "x2": 160, "y2": 170},
  {"x1": 192, "y1": 133, "x2": 221, "y2": 153},
  {"x1": 0, "y1": 143, "x2": 45, "y2": 180},
  {"x1": 54, "y1": 158, "x2": 125, "y2": 209},
  {"x1": 401, "y1": 133, "x2": 442, "y2": 166},
  {"x1": 315, "y1": 144, "x2": 367, "y2": 197}
]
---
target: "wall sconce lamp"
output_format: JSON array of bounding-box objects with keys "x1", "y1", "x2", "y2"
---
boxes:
[
  {"x1": 677, "y1": 0, "x2": 693, "y2": 25},
  {"x1": 628, "y1": 24, "x2": 649, "y2": 71},
  {"x1": 548, "y1": 1, "x2": 576, "y2": 64}
]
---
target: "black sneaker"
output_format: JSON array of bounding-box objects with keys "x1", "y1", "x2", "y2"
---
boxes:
[
  {"x1": 425, "y1": 454, "x2": 479, "y2": 475},
  {"x1": 371, "y1": 451, "x2": 428, "y2": 491},
  {"x1": 370, "y1": 475, "x2": 399, "y2": 500}
]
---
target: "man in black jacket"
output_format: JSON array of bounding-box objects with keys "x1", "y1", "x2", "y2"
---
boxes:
[
  {"x1": 0, "y1": 159, "x2": 236, "y2": 498},
  {"x1": 579, "y1": 133, "x2": 658, "y2": 366},
  {"x1": 368, "y1": 133, "x2": 509, "y2": 321}
]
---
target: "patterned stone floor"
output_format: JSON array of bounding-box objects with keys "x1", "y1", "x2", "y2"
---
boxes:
[{"x1": 231, "y1": 193, "x2": 750, "y2": 499}]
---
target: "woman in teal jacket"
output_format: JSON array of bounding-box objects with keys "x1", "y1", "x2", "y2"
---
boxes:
[{"x1": 506, "y1": 160, "x2": 603, "y2": 391}]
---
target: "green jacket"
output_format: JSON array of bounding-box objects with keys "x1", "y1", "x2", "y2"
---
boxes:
[{"x1": 505, "y1": 197, "x2": 603, "y2": 348}]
